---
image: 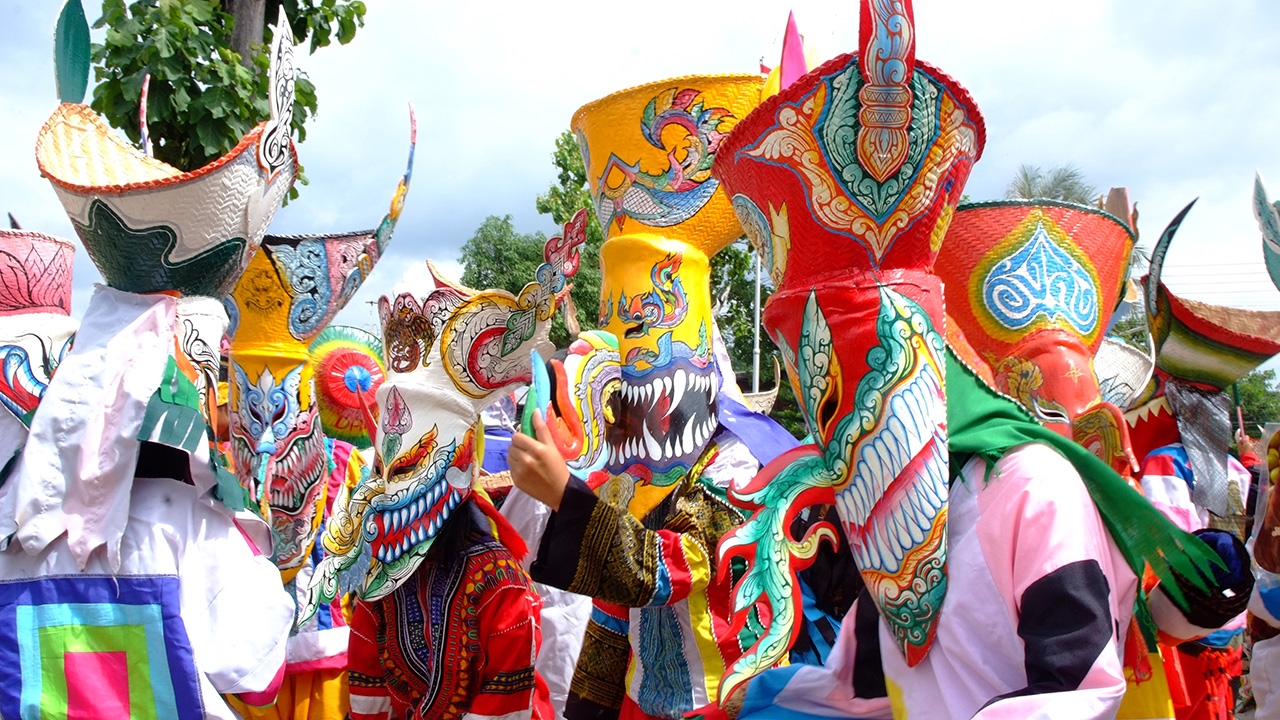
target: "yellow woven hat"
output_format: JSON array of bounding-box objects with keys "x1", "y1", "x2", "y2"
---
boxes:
[{"x1": 572, "y1": 74, "x2": 763, "y2": 258}]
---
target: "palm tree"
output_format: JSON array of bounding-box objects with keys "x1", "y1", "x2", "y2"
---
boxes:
[{"x1": 1005, "y1": 163, "x2": 1098, "y2": 204}]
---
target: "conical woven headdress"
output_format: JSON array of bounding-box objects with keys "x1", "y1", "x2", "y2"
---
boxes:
[
  {"x1": 573, "y1": 76, "x2": 763, "y2": 505},
  {"x1": 712, "y1": 0, "x2": 985, "y2": 691},
  {"x1": 0, "y1": 230, "x2": 77, "y2": 472},
  {"x1": 36, "y1": 22, "x2": 299, "y2": 298},
  {"x1": 1129, "y1": 200, "x2": 1280, "y2": 515},
  {"x1": 936, "y1": 199, "x2": 1138, "y2": 474}
]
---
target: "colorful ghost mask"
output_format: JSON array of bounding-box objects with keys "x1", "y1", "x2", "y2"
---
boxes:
[
  {"x1": 0, "y1": 230, "x2": 77, "y2": 471},
  {"x1": 227, "y1": 113, "x2": 414, "y2": 580},
  {"x1": 712, "y1": 0, "x2": 984, "y2": 689},
  {"x1": 936, "y1": 199, "x2": 1139, "y2": 475},
  {"x1": 293, "y1": 213, "x2": 585, "y2": 617},
  {"x1": 574, "y1": 74, "x2": 762, "y2": 509},
  {"x1": 1128, "y1": 200, "x2": 1280, "y2": 517}
]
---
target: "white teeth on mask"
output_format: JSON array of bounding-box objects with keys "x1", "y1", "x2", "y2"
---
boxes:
[
  {"x1": 664, "y1": 437, "x2": 674, "y2": 460},
  {"x1": 682, "y1": 420, "x2": 696, "y2": 457},
  {"x1": 670, "y1": 369, "x2": 686, "y2": 416},
  {"x1": 662, "y1": 375, "x2": 672, "y2": 398},
  {"x1": 643, "y1": 423, "x2": 661, "y2": 461}
]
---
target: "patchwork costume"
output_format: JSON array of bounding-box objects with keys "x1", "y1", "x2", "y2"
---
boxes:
[
  {"x1": 523, "y1": 73, "x2": 802, "y2": 720},
  {"x1": 0, "y1": 17, "x2": 298, "y2": 718},
  {"x1": 707, "y1": 3, "x2": 1224, "y2": 718}
]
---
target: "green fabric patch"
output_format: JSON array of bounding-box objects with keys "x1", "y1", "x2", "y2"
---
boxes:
[
  {"x1": 945, "y1": 347, "x2": 1221, "y2": 614},
  {"x1": 74, "y1": 199, "x2": 248, "y2": 297},
  {"x1": 136, "y1": 357, "x2": 205, "y2": 455}
]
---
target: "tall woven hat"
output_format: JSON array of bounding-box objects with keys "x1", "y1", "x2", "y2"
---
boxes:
[
  {"x1": 573, "y1": 76, "x2": 762, "y2": 500},
  {"x1": 1129, "y1": 200, "x2": 1280, "y2": 515},
  {"x1": 0, "y1": 230, "x2": 75, "y2": 317},
  {"x1": 37, "y1": 22, "x2": 300, "y2": 298},
  {"x1": 225, "y1": 113, "x2": 414, "y2": 581},
  {"x1": 935, "y1": 199, "x2": 1138, "y2": 473},
  {"x1": 711, "y1": 0, "x2": 984, "y2": 685},
  {"x1": 572, "y1": 74, "x2": 763, "y2": 259}
]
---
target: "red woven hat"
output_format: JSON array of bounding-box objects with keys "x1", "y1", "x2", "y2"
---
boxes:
[
  {"x1": 936, "y1": 199, "x2": 1137, "y2": 474},
  {"x1": 711, "y1": 0, "x2": 984, "y2": 680},
  {"x1": 713, "y1": 54, "x2": 985, "y2": 289}
]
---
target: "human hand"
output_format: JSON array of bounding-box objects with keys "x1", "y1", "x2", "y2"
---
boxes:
[
  {"x1": 508, "y1": 409, "x2": 571, "y2": 512},
  {"x1": 1237, "y1": 430, "x2": 1257, "y2": 456}
]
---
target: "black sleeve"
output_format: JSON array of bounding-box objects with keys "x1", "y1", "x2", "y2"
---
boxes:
[
  {"x1": 529, "y1": 477, "x2": 598, "y2": 590},
  {"x1": 985, "y1": 559, "x2": 1113, "y2": 705}
]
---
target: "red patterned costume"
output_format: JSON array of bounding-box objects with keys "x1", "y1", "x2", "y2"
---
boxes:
[{"x1": 349, "y1": 516, "x2": 552, "y2": 720}]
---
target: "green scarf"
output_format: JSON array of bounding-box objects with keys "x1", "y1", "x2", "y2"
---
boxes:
[{"x1": 945, "y1": 348, "x2": 1219, "y2": 614}]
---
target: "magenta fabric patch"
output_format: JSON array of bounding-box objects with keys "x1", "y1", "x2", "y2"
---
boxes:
[{"x1": 66, "y1": 650, "x2": 129, "y2": 719}]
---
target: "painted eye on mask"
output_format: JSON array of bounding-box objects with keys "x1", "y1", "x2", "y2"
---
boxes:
[{"x1": 624, "y1": 322, "x2": 646, "y2": 339}]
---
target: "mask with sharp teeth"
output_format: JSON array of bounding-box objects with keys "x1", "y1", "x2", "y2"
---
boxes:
[
  {"x1": 573, "y1": 74, "x2": 764, "y2": 510},
  {"x1": 329, "y1": 216, "x2": 585, "y2": 604},
  {"x1": 936, "y1": 198, "x2": 1140, "y2": 477},
  {"x1": 226, "y1": 112, "x2": 414, "y2": 581},
  {"x1": 712, "y1": 0, "x2": 984, "y2": 685},
  {"x1": 599, "y1": 235, "x2": 719, "y2": 486}
]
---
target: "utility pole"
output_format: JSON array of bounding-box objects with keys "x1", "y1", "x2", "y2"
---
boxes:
[{"x1": 752, "y1": 251, "x2": 761, "y2": 393}]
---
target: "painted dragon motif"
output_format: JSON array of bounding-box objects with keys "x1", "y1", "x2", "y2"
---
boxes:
[
  {"x1": 719, "y1": 285, "x2": 949, "y2": 697},
  {"x1": 595, "y1": 88, "x2": 735, "y2": 231}
]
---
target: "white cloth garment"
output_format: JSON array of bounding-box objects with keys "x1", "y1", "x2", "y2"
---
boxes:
[{"x1": 0, "y1": 476, "x2": 293, "y2": 719}]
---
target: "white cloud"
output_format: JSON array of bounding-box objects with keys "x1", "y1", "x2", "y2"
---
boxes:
[{"x1": 2, "y1": 0, "x2": 1278, "y2": 327}]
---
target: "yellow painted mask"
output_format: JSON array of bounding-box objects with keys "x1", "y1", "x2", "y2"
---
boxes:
[
  {"x1": 573, "y1": 74, "x2": 761, "y2": 512},
  {"x1": 597, "y1": 234, "x2": 716, "y2": 492},
  {"x1": 227, "y1": 115, "x2": 414, "y2": 581}
]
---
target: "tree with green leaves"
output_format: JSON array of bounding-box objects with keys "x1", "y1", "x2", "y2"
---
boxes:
[
  {"x1": 1006, "y1": 164, "x2": 1098, "y2": 204},
  {"x1": 89, "y1": 0, "x2": 366, "y2": 182},
  {"x1": 1236, "y1": 369, "x2": 1280, "y2": 432},
  {"x1": 459, "y1": 215, "x2": 548, "y2": 296}
]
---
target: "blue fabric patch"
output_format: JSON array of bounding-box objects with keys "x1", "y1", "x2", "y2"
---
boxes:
[
  {"x1": 1149, "y1": 444, "x2": 1195, "y2": 489},
  {"x1": 589, "y1": 606, "x2": 629, "y2": 636},
  {"x1": 0, "y1": 575, "x2": 203, "y2": 720},
  {"x1": 636, "y1": 606, "x2": 693, "y2": 717},
  {"x1": 650, "y1": 542, "x2": 673, "y2": 607}
]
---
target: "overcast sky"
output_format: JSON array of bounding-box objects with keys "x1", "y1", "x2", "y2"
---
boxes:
[{"x1": 3, "y1": 0, "x2": 1279, "y2": 343}]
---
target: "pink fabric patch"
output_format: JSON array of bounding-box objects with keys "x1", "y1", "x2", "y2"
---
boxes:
[
  {"x1": 236, "y1": 658, "x2": 286, "y2": 707},
  {"x1": 66, "y1": 650, "x2": 129, "y2": 720},
  {"x1": 232, "y1": 518, "x2": 265, "y2": 556}
]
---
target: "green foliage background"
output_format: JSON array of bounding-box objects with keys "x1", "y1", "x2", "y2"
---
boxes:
[
  {"x1": 460, "y1": 131, "x2": 804, "y2": 438},
  {"x1": 90, "y1": 0, "x2": 366, "y2": 196}
]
